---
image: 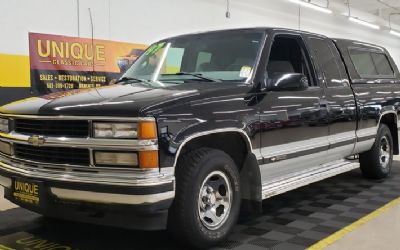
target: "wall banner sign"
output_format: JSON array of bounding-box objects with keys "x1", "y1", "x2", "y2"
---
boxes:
[{"x1": 29, "y1": 32, "x2": 147, "y2": 94}]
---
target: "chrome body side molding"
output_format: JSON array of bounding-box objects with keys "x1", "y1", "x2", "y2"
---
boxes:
[
  {"x1": 353, "y1": 127, "x2": 377, "y2": 154},
  {"x1": 353, "y1": 111, "x2": 399, "y2": 154},
  {"x1": 259, "y1": 150, "x2": 329, "y2": 185},
  {"x1": 255, "y1": 131, "x2": 357, "y2": 163},
  {"x1": 259, "y1": 136, "x2": 329, "y2": 161}
]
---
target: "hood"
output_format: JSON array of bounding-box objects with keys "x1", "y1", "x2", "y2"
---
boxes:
[{"x1": 0, "y1": 82, "x2": 249, "y2": 117}]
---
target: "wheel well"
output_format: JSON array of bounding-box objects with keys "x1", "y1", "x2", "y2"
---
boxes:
[
  {"x1": 176, "y1": 132, "x2": 262, "y2": 211},
  {"x1": 178, "y1": 132, "x2": 250, "y2": 170},
  {"x1": 380, "y1": 113, "x2": 399, "y2": 155}
]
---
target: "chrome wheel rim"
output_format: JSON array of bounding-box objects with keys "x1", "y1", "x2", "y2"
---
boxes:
[
  {"x1": 379, "y1": 136, "x2": 391, "y2": 169},
  {"x1": 198, "y1": 171, "x2": 232, "y2": 230}
]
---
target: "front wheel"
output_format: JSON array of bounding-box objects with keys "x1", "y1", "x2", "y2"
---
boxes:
[
  {"x1": 360, "y1": 124, "x2": 393, "y2": 179},
  {"x1": 168, "y1": 148, "x2": 241, "y2": 249}
]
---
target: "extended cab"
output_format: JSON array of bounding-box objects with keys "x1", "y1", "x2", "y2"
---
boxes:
[{"x1": 0, "y1": 28, "x2": 399, "y2": 249}]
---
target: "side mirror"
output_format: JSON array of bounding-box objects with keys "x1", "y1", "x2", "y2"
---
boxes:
[{"x1": 265, "y1": 73, "x2": 309, "y2": 91}]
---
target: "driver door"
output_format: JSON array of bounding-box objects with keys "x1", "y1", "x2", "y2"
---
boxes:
[{"x1": 257, "y1": 33, "x2": 330, "y2": 183}]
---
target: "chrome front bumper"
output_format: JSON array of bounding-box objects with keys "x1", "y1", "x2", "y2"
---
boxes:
[{"x1": 0, "y1": 154, "x2": 175, "y2": 205}]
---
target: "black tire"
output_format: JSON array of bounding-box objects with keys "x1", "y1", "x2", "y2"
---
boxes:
[
  {"x1": 168, "y1": 148, "x2": 241, "y2": 249},
  {"x1": 360, "y1": 124, "x2": 393, "y2": 179}
]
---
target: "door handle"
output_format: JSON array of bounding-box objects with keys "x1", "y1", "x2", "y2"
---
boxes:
[
  {"x1": 319, "y1": 99, "x2": 330, "y2": 112},
  {"x1": 319, "y1": 99, "x2": 328, "y2": 107}
]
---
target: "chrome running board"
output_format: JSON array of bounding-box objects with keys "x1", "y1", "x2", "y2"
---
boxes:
[{"x1": 261, "y1": 160, "x2": 360, "y2": 199}]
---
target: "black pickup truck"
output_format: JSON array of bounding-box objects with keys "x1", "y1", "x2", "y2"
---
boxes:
[{"x1": 0, "y1": 28, "x2": 399, "y2": 249}]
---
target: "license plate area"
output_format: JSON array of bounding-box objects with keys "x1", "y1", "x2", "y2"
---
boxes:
[{"x1": 11, "y1": 177, "x2": 43, "y2": 207}]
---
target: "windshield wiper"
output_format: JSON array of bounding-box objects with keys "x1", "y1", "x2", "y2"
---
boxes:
[
  {"x1": 165, "y1": 72, "x2": 222, "y2": 82},
  {"x1": 116, "y1": 76, "x2": 162, "y2": 88},
  {"x1": 115, "y1": 77, "x2": 145, "y2": 84}
]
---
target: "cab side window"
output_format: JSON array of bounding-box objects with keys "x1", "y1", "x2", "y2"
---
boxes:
[
  {"x1": 267, "y1": 36, "x2": 315, "y2": 86},
  {"x1": 308, "y1": 38, "x2": 348, "y2": 87},
  {"x1": 371, "y1": 52, "x2": 394, "y2": 76},
  {"x1": 349, "y1": 49, "x2": 378, "y2": 77},
  {"x1": 349, "y1": 49, "x2": 394, "y2": 78}
]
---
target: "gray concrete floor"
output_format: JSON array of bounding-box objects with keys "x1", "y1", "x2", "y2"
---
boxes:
[
  {"x1": 325, "y1": 202, "x2": 400, "y2": 250},
  {"x1": 0, "y1": 187, "x2": 17, "y2": 211},
  {"x1": 323, "y1": 155, "x2": 400, "y2": 250}
]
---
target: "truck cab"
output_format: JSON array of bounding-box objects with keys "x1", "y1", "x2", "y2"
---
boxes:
[{"x1": 0, "y1": 28, "x2": 399, "y2": 249}]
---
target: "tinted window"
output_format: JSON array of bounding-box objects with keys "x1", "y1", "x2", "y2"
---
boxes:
[
  {"x1": 349, "y1": 49, "x2": 378, "y2": 76},
  {"x1": 309, "y1": 38, "x2": 347, "y2": 87},
  {"x1": 165, "y1": 47, "x2": 184, "y2": 74},
  {"x1": 267, "y1": 36, "x2": 315, "y2": 86},
  {"x1": 371, "y1": 53, "x2": 394, "y2": 76},
  {"x1": 124, "y1": 31, "x2": 264, "y2": 84},
  {"x1": 196, "y1": 51, "x2": 212, "y2": 70}
]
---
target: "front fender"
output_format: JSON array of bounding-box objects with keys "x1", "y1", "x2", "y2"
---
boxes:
[{"x1": 157, "y1": 119, "x2": 254, "y2": 168}]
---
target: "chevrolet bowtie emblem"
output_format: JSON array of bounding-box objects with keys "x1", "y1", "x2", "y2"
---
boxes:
[{"x1": 27, "y1": 135, "x2": 46, "y2": 146}]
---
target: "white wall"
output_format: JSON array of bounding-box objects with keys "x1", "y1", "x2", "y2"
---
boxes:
[{"x1": 0, "y1": 0, "x2": 399, "y2": 65}]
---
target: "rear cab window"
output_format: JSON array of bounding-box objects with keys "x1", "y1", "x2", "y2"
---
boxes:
[
  {"x1": 333, "y1": 39, "x2": 400, "y2": 84},
  {"x1": 371, "y1": 52, "x2": 394, "y2": 76},
  {"x1": 349, "y1": 48, "x2": 395, "y2": 78}
]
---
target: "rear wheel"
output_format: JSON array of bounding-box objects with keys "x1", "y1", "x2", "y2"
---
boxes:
[
  {"x1": 168, "y1": 148, "x2": 240, "y2": 249},
  {"x1": 360, "y1": 124, "x2": 393, "y2": 179}
]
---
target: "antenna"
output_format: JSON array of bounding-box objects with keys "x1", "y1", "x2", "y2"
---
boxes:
[
  {"x1": 225, "y1": 0, "x2": 231, "y2": 18},
  {"x1": 347, "y1": 0, "x2": 351, "y2": 17},
  {"x1": 298, "y1": 4, "x2": 301, "y2": 30},
  {"x1": 88, "y1": 8, "x2": 95, "y2": 72},
  {"x1": 88, "y1": 8, "x2": 105, "y2": 95},
  {"x1": 76, "y1": 0, "x2": 80, "y2": 37}
]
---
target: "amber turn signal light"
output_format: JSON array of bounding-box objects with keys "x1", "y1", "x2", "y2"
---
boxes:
[
  {"x1": 138, "y1": 121, "x2": 157, "y2": 140},
  {"x1": 139, "y1": 151, "x2": 159, "y2": 169}
]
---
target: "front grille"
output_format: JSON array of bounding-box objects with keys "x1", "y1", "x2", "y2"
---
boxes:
[
  {"x1": 14, "y1": 144, "x2": 90, "y2": 166},
  {"x1": 14, "y1": 119, "x2": 89, "y2": 138}
]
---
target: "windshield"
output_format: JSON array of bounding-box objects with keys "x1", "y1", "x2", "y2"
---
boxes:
[{"x1": 122, "y1": 31, "x2": 265, "y2": 86}]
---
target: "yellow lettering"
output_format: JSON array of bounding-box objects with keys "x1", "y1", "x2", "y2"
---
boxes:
[
  {"x1": 70, "y1": 43, "x2": 83, "y2": 60},
  {"x1": 40, "y1": 74, "x2": 53, "y2": 81},
  {"x1": 33, "y1": 184, "x2": 38, "y2": 195},
  {"x1": 96, "y1": 45, "x2": 105, "y2": 61},
  {"x1": 16, "y1": 236, "x2": 35, "y2": 244},
  {"x1": 65, "y1": 42, "x2": 69, "y2": 58},
  {"x1": 47, "y1": 246, "x2": 72, "y2": 250},
  {"x1": 21, "y1": 238, "x2": 41, "y2": 246},
  {"x1": 15, "y1": 236, "x2": 72, "y2": 250},
  {"x1": 37, "y1": 40, "x2": 51, "y2": 58},
  {"x1": 51, "y1": 41, "x2": 64, "y2": 58},
  {"x1": 85, "y1": 44, "x2": 94, "y2": 60}
]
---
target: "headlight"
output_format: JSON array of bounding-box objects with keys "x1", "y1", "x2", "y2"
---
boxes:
[
  {"x1": 94, "y1": 151, "x2": 138, "y2": 167},
  {"x1": 0, "y1": 141, "x2": 11, "y2": 155},
  {"x1": 93, "y1": 121, "x2": 157, "y2": 139},
  {"x1": 94, "y1": 123, "x2": 138, "y2": 138},
  {"x1": 94, "y1": 150, "x2": 159, "y2": 169},
  {"x1": 0, "y1": 118, "x2": 9, "y2": 133}
]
